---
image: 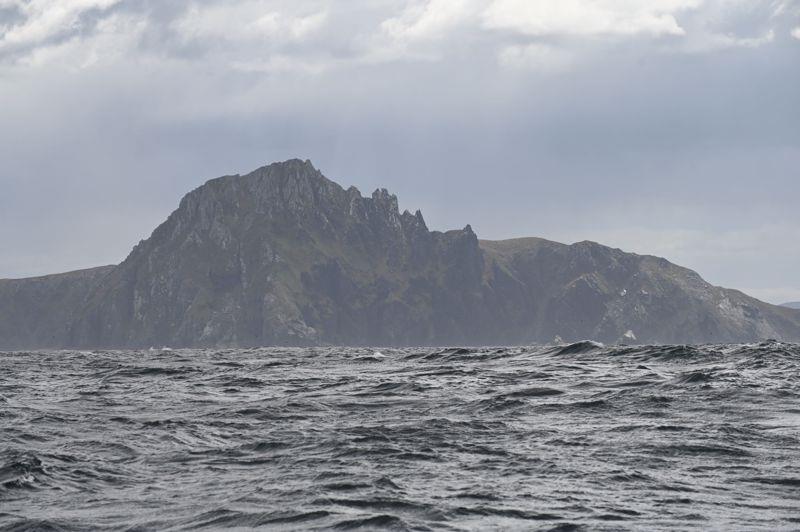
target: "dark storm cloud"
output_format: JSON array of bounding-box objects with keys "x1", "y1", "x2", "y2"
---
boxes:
[{"x1": 0, "y1": 0, "x2": 798, "y2": 302}]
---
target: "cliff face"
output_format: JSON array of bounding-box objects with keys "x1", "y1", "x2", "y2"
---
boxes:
[
  {"x1": 0, "y1": 266, "x2": 114, "y2": 350},
  {"x1": 480, "y1": 238, "x2": 800, "y2": 345},
  {"x1": 66, "y1": 159, "x2": 494, "y2": 347},
  {"x1": 1, "y1": 159, "x2": 799, "y2": 348}
]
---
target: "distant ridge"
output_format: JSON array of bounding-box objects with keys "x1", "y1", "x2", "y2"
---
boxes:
[
  {"x1": 782, "y1": 302, "x2": 800, "y2": 310},
  {"x1": 1, "y1": 159, "x2": 799, "y2": 348}
]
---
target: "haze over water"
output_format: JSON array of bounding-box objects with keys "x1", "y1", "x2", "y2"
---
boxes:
[{"x1": 2, "y1": 342, "x2": 800, "y2": 530}]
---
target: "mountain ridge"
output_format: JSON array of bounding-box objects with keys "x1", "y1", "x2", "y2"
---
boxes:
[{"x1": 1, "y1": 159, "x2": 798, "y2": 349}]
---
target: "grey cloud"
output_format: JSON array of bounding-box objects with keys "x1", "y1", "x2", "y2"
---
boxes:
[
  {"x1": 0, "y1": 4, "x2": 23, "y2": 26},
  {"x1": 2, "y1": 1, "x2": 794, "y2": 68},
  {"x1": 0, "y1": 1, "x2": 119, "y2": 61}
]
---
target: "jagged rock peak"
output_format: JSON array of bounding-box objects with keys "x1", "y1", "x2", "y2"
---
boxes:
[
  {"x1": 371, "y1": 187, "x2": 400, "y2": 213},
  {"x1": 173, "y1": 158, "x2": 344, "y2": 219},
  {"x1": 167, "y1": 160, "x2": 433, "y2": 239},
  {"x1": 244, "y1": 158, "x2": 332, "y2": 192},
  {"x1": 248, "y1": 158, "x2": 322, "y2": 180},
  {"x1": 193, "y1": 158, "x2": 327, "y2": 194},
  {"x1": 371, "y1": 187, "x2": 395, "y2": 200}
]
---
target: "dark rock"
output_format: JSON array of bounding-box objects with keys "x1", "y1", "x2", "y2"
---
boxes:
[{"x1": 1, "y1": 159, "x2": 799, "y2": 348}]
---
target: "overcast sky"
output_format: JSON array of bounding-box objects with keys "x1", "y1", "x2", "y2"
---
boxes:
[{"x1": 0, "y1": 0, "x2": 798, "y2": 303}]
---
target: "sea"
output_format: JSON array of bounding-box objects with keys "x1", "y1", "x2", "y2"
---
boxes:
[{"x1": 2, "y1": 341, "x2": 800, "y2": 531}]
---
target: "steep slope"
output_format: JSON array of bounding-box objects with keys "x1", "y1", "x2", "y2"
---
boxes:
[
  {"x1": 0, "y1": 266, "x2": 114, "y2": 349},
  {"x1": 480, "y1": 238, "x2": 800, "y2": 344},
  {"x1": 67, "y1": 159, "x2": 495, "y2": 347},
  {"x1": 1, "y1": 159, "x2": 798, "y2": 348}
]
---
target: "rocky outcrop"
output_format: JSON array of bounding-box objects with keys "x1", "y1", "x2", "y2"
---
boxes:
[
  {"x1": 480, "y1": 238, "x2": 800, "y2": 344},
  {"x1": 1, "y1": 159, "x2": 799, "y2": 348}
]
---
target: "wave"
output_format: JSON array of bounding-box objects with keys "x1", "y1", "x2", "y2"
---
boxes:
[
  {"x1": 0, "y1": 453, "x2": 46, "y2": 492},
  {"x1": 332, "y1": 514, "x2": 408, "y2": 530},
  {"x1": 2, "y1": 343, "x2": 799, "y2": 530},
  {"x1": 552, "y1": 341, "x2": 605, "y2": 355}
]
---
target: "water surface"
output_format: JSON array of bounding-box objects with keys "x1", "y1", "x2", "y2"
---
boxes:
[{"x1": 2, "y1": 342, "x2": 800, "y2": 530}]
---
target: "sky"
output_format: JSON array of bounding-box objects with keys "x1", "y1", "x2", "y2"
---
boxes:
[{"x1": 0, "y1": 0, "x2": 798, "y2": 304}]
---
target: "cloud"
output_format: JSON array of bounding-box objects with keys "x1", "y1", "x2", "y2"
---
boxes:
[
  {"x1": 483, "y1": 0, "x2": 700, "y2": 37},
  {"x1": 0, "y1": 0, "x2": 793, "y2": 72},
  {"x1": 166, "y1": 1, "x2": 330, "y2": 73},
  {"x1": 792, "y1": 26, "x2": 800, "y2": 39},
  {"x1": 497, "y1": 43, "x2": 573, "y2": 72},
  {"x1": 0, "y1": 0, "x2": 121, "y2": 55},
  {"x1": 171, "y1": 2, "x2": 326, "y2": 43},
  {"x1": 14, "y1": 11, "x2": 146, "y2": 69},
  {"x1": 381, "y1": 0, "x2": 477, "y2": 42},
  {"x1": 677, "y1": 29, "x2": 775, "y2": 52},
  {"x1": 365, "y1": 0, "x2": 481, "y2": 63}
]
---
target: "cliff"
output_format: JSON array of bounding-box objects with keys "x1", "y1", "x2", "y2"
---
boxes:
[{"x1": 1, "y1": 159, "x2": 798, "y2": 348}]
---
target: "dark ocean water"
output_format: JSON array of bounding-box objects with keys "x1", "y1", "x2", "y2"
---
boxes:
[{"x1": 2, "y1": 342, "x2": 800, "y2": 531}]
